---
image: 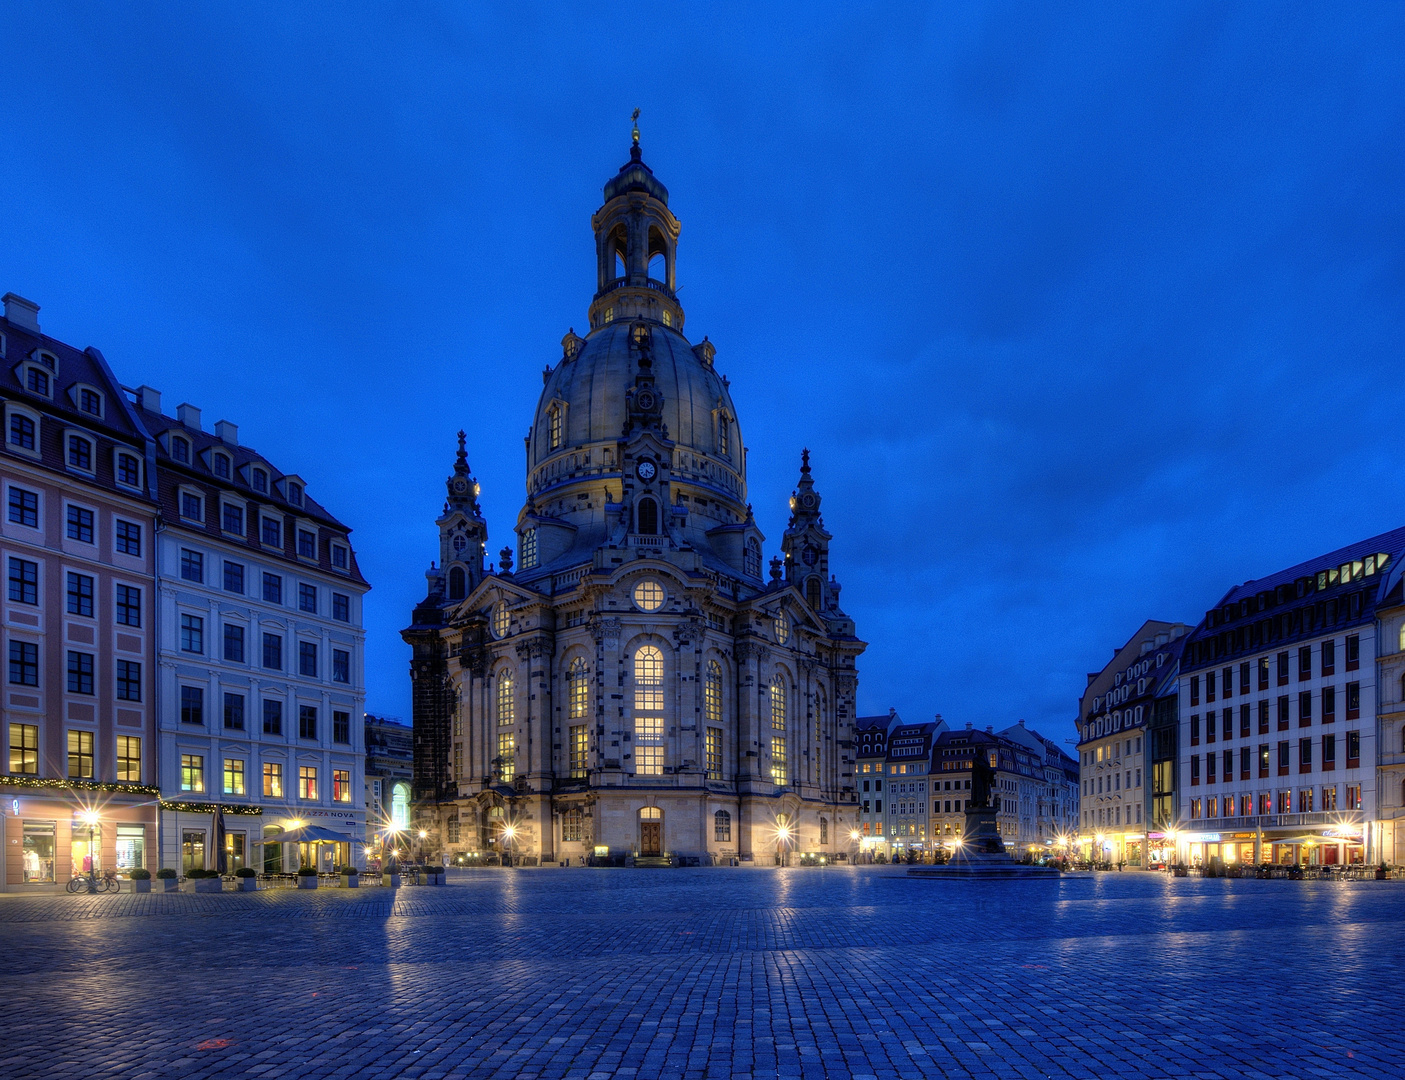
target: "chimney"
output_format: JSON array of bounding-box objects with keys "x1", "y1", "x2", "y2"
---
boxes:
[
  {"x1": 965, "y1": 722, "x2": 973, "y2": 730},
  {"x1": 215, "y1": 420, "x2": 239, "y2": 446},
  {"x1": 136, "y1": 386, "x2": 162, "y2": 414},
  {"x1": 1018, "y1": 719, "x2": 1025, "y2": 727},
  {"x1": 986, "y1": 725, "x2": 993, "y2": 733},
  {"x1": 177, "y1": 403, "x2": 202, "y2": 430},
  {"x1": 2, "y1": 293, "x2": 40, "y2": 332}
]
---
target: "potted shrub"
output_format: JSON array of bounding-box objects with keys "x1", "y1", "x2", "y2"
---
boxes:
[
  {"x1": 156, "y1": 867, "x2": 179, "y2": 893},
  {"x1": 188, "y1": 868, "x2": 223, "y2": 894},
  {"x1": 339, "y1": 865, "x2": 360, "y2": 889},
  {"x1": 382, "y1": 862, "x2": 402, "y2": 889},
  {"x1": 1375, "y1": 862, "x2": 1389, "y2": 881},
  {"x1": 235, "y1": 867, "x2": 258, "y2": 892},
  {"x1": 130, "y1": 868, "x2": 152, "y2": 893},
  {"x1": 425, "y1": 863, "x2": 445, "y2": 885},
  {"x1": 297, "y1": 865, "x2": 319, "y2": 890}
]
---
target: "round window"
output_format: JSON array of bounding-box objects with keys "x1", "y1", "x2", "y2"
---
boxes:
[
  {"x1": 492, "y1": 603, "x2": 511, "y2": 638},
  {"x1": 632, "y1": 579, "x2": 665, "y2": 612},
  {"x1": 774, "y1": 613, "x2": 789, "y2": 645}
]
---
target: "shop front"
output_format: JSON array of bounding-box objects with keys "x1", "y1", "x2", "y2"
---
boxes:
[
  {"x1": 160, "y1": 802, "x2": 263, "y2": 876},
  {"x1": 1, "y1": 785, "x2": 159, "y2": 892}
]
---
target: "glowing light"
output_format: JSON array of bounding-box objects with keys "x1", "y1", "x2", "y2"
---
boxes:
[
  {"x1": 79, "y1": 809, "x2": 99, "y2": 827},
  {"x1": 417, "y1": 830, "x2": 428, "y2": 839},
  {"x1": 502, "y1": 824, "x2": 517, "y2": 841},
  {"x1": 776, "y1": 825, "x2": 792, "y2": 843}
]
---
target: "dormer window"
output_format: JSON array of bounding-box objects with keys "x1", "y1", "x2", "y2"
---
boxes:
[
  {"x1": 180, "y1": 492, "x2": 203, "y2": 521},
  {"x1": 297, "y1": 529, "x2": 316, "y2": 559},
  {"x1": 116, "y1": 452, "x2": 141, "y2": 488},
  {"x1": 261, "y1": 516, "x2": 281, "y2": 548},
  {"x1": 222, "y1": 503, "x2": 244, "y2": 535},
  {"x1": 331, "y1": 544, "x2": 349, "y2": 570},
  {"x1": 171, "y1": 437, "x2": 190, "y2": 463},
  {"x1": 213, "y1": 453, "x2": 231, "y2": 479},
  {"x1": 67, "y1": 435, "x2": 93, "y2": 472},
  {"x1": 9, "y1": 412, "x2": 35, "y2": 451},
  {"x1": 34, "y1": 351, "x2": 56, "y2": 371},
  {"x1": 287, "y1": 482, "x2": 303, "y2": 507},
  {"x1": 78, "y1": 389, "x2": 102, "y2": 417},
  {"x1": 26, "y1": 368, "x2": 49, "y2": 396},
  {"x1": 252, "y1": 468, "x2": 268, "y2": 493}
]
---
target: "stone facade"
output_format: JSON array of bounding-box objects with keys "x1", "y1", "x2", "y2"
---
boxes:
[{"x1": 405, "y1": 138, "x2": 866, "y2": 865}]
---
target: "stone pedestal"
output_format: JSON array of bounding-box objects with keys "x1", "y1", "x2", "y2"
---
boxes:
[{"x1": 908, "y1": 805, "x2": 1060, "y2": 879}]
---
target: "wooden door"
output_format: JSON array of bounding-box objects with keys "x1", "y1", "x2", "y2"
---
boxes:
[{"x1": 640, "y1": 822, "x2": 662, "y2": 856}]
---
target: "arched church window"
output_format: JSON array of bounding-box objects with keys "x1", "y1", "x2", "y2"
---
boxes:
[
  {"x1": 773, "y1": 613, "x2": 789, "y2": 645},
  {"x1": 714, "y1": 810, "x2": 731, "y2": 842},
  {"x1": 637, "y1": 497, "x2": 658, "y2": 535},
  {"x1": 497, "y1": 670, "x2": 515, "y2": 727},
  {"x1": 771, "y1": 674, "x2": 787, "y2": 731},
  {"x1": 820, "y1": 817, "x2": 828, "y2": 845},
  {"x1": 744, "y1": 538, "x2": 761, "y2": 579},
  {"x1": 548, "y1": 406, "x2": 561, "y2": 450},
  {"x1": 633, "y1": 645, "x2": 664, "y2": 776},
  {"x1": 705, "y1": 661, "x2": 723, "y2": 724},
  {"x1": 448, "y1": 567, "x2": 465, "y2": 600},
  {"x1": 568, "y1": 657, "x2": 589, "y2": 720},
  {"x1": 806, "y1": 576, "x2": 822, "y2": 611},
  {"x1": 390, "y1": 783, "x2": 410, "y2": 830},
  {"x1": 493, "y1": 603, "x2": 510, "y2": 638},
  {"x1": 717, "y1": 416, "x2": 729, "y2": 457},
  {"x1": 521, "y1": 529, "x2": 538, "y2": 570}
]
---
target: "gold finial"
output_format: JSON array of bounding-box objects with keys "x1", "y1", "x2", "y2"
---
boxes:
[{"x1": 631, "y1": 107, "x2": 641, "y2": 145}]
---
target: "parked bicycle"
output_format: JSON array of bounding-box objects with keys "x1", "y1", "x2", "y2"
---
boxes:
[{"x1": 65, "y1": 868, "x2": 120, "y2": 893}]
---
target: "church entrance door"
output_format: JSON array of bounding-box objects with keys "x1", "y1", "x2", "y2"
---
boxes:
[{"x1": 640, "y1": 822, "x2": 662, "y2": 856}]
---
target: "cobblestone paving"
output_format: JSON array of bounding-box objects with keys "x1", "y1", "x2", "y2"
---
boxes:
[{"x1": 0, "y1": 868, "x2": 1399, "y2": 1079}]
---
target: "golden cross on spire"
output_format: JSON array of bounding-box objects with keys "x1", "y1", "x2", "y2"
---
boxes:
[{"x1": 631, "y1": 108, "x2": 641, "y2": 145}]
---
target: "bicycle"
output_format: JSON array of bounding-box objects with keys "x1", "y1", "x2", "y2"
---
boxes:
[{"x1": 65, "y1": 868, "x2": 120, "y2": 893}]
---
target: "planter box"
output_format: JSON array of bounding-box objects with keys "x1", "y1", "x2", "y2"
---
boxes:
[
  {"x1": 132, "y1": 879, "x2": 151, "y2": 893},
  {"x1": 238, "y1": 877, "x2": 258, "y2": 892},
  {"x1": 158, "y1": 878, "x2": 179, "y2": 892},
  {"x1": 340, "y1": 875, "x2": 359, "y2": 889},
  {"x1": 425, "y1": 873, "x2": 445, "y2": 886},
  {"x1": 382, "y1": 872, "x2": 402, "y2": 888},
  {"x1": 193, "y1": 878, "x2": 223, "y2": 894},
  {"x1": 297, "y1": 876, "x2": 318, "y2": 890}
]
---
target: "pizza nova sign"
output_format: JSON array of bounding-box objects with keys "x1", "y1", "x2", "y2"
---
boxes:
[{"x1": 1083, "y1": 649, "x2": 1174, "y2": 742}]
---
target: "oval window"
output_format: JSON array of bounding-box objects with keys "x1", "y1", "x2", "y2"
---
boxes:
[
  {"x1": 492, "y1": 603, "x2": 511, "y2": 638},
  {"x1": 632, "y1": 579, "x2": 665, "y2": 612}
]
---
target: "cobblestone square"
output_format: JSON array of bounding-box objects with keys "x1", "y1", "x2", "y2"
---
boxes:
[{"x1": 0, "y1": 868, "x2": 1398, "y2": 1079}]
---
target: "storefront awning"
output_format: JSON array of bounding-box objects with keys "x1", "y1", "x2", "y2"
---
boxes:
[{"x1": 264, "y1": 824, "x2": 360, "y2": 844}]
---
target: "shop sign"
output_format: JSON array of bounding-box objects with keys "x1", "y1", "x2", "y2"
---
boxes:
[{"x1": 1179, "y1": 831, "x2": 1221, "y2": 843}]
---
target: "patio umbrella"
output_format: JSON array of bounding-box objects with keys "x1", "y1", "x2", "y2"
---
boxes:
[{"x1": 212, "y1": 805, "x2": 228, "y2": 874}]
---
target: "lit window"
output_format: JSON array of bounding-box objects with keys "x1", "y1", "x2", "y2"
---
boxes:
[
  {"x1": 263, "y1": 762, "x2": 283, "y2": 797},
  {"x1": 333, "y1": 769, "x2": 351, "y2": 802},
  {"x1": 774, "y1": 613, "x2": 789, "y2": 645},
  {"x1": 603, "y1": 307, "x2": 614, "y2": 324},
  {"x1": 634, "y1": 646, "x2": 664, "y2": 711},
  {"x1": 632, "y1": 579, "x2": 665, "y2": 612},
  {"x1": 497, "y1": 731, "x2": 515, "y2": 782},
  {"x1": 116, "y1": 735, "x2": 141, "y2": 782},
  {"x1": 549, "y1": 406, "x2": 561, "y2": 450},
  {"x1": 706, "y1": 727, "x2": 723, "y2": 781},
  {"x1": 9, "y1": 723, "x2": 39, "y2": 775},
  {"x1": 298, "y1": 766, "x2": 317, "y2": 800},
  {"x1": 705, "y1": 661, "x2": 723, "y2": 724},
  {"x1": 568, "y1": 657, "x2": 589, "y2": 719},
  {"x1": 771, "y1": 735, "x2": 787, "y2": 786},
  {"x1": 223, "y1": 758, "x2": 246, "y2": 795},
  {"x1": 771, "y1": 675, "x2": 787, "y2": 730},
  {"x1": 493, "y1": 603, "x2": 511, "y2": 638},
  {"x1": 662, "y1": 309, "x2": 672, "y2": 327},
  {"x1": 180, "y1": 753, "x2": 204, "y2": 792},
  {"x1": 569, "y1": 725, "x2": 588, "y2": 779},
  {"x1": 497, "y1": 670, "x2": 515, "y2": 726}
]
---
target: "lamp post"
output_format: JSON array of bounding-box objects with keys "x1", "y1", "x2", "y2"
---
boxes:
[
  {"x1": 776, "y1": 823, "x2": 792, "y2": 867},
  {"x1": 501, "y1": 823, "x2": 517, "y2": 868},
  {"x1": 80, "y1": 809, "x2": 99, "y2": 893},
  {"x1": 417, "y1": 828, "x2": 427, "y2": 869}
]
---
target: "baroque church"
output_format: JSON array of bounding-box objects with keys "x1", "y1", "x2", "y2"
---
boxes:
[{"x1": 404, "y1": 130, "x2": 866, "y2": 864}]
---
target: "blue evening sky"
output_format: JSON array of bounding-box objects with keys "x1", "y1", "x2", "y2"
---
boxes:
[{"x1": 2, "y1": 5, "x2": 1402, "y2": 742}]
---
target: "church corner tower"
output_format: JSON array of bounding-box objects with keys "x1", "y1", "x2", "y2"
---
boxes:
[{"x1": 406, "y1": 123, "x2": 867, "y2": 867}]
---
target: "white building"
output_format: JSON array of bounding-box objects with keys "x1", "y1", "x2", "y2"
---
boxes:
[{"x1": 134, "y1": 389, "x2": 370, "y2": 874}]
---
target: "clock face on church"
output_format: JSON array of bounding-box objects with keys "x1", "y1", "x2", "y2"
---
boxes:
[
  {"x1": 452, "y1": 479, "x2": 468, "y2": 494},
  {"x1": 636, "y1": 460, "x2": 656, "y2": 482}
]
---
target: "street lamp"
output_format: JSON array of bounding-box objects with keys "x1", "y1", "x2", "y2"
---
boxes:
[
  {"x1": 417, "y1": 828, "x2": 428, "y2": 867},
  {"x1": 79, "y1": 809, "x2": 99, "y2": 893},
  {"x1": 775, "y1": 823, "x2": 792, "y2": 867},
  {"x1": 501, "y1": 823, "x2": 517, "y2": 868}
]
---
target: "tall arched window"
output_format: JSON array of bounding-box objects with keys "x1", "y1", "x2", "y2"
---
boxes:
[
  {"x1": 806, "y1": 576, "x2": 821, "y2": 611},
  {"x1": 497, "y1": 670, "x2": 515, "y2": 726},
  {"x1": 770, "y1": 675, "x2": 787, "y2": 730},
  {"x1": 705, "y1": 661, "x2": 723, "y2": 724},
  {"x1": 390, "y1": 783, "x2": 410, "y2": 829},
  {"x1": 637, "y1": 497, "x2": 658, "y2": 535},
  {"x1": 569, "y1": 657, "x2": 589, "y2": 719},
  {"x1": 714, "y1": 810, "x2": 731, "y2": 842},
  {"x1": 548, "y1": 406, "x2": 562, "y2": 450},
  {"x1": 744, "y1": 538, "x2": 761, "y2": 578},
  {"x1": 633, "y1": 645, "x2": 664, "y2": 775},
  {"x1": 496, "y1": 670, "x2": 516, "y2": 781},
  {"x1": 770, "y1": 674, "x2": 787, "y2": 786},
  {"x1": 448, "y1": 567, "x2": 466, "y2": 600},
  {"x1": 718, "y1": 416, "x2": 729, "y2": 456}
]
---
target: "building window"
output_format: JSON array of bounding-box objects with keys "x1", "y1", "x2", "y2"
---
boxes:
[
  {"x1": 773, "y1": 613, "x2": 789, "y2": 645},
  {"x1": 448, "y1": 567, "x2": 465, "y2": 599},
  {"x1": 298, "y1": 583, "x2": 317, "y2": 613},
  {"x1": 27, "y1": 367, "x2": 49, "y2": 395},
  {"x1": 633, "y1": 646, "x2": 664, "y2": 776},
  {"x1": 717, "y1": 416, "x2": 729, "y2": 456},
  {"x1": 261, "y1": 517, "x2": 281, "y2": 547},
  {"x1": 1322, "y1": 732, "x2": 1336, "y2": 769},
  {"x1": 9, "y1": 414, "x2": 35, "y2": 450},
  {"x1": 297, "y1": 529, "x2": 316, "y2": 559},
  {"x1": 298, "y1": 766, "x2": 317, "y2": 800},
  {"x1": 170, "y1": 437, "x2": 189, "y2": 463},
  {"x1": 115, "y1": 584, "x2": 141, "y2": 627},
  {"x1": 180, "y1": 685, "x2": 204, "y2": 725},
  {"x1": 180, "y1": 753, "x2": 204, "y2": 793},
  {"x1": 705, "y1": 661, "x2": 723, "y2": 724},
  {"x1": 568, "y1": 657, "x2": 589, "y2": 720},
  {"x1": 714, "y1": 810, "x2": 732, "y2": 842},
  {"x1": 298, "y1": 641, "x2": 317, "y2": 678},
  {"x1": 333, "y1": 710, "x2": 350, "y2": 744},
  {"x1": 180, "y1": 548, "x2": 204, "y2": 583},
  {"x1": 636, "y1": 497, "x2": 658, "y2": 535},
  {"x1": 333, "y1": 769, "x2": 351, "y2": 802},
  {"x1": 744, "y1": 538, "x2": 761, "y2": 578},
  {"x1": 446, "y1": 817, "x2": 461, "y2": 843},
  {"x1": 493, "y1": 603, "x2": 511, "y2": 638},
  {"x1": 180, "y1": 492, "x2": 202, "y2": 521},
  {"x1": 8, "y1": 558, "x2": 37, "y2": 604},
  {"x1": 263, "y1": 762, "x2": 283, "y2": 797},
  {"x1": 287, "y1": 481, "x2": 304, "y2": 507},
  {"x1": 67, "y1": 505, "x2": 94, "y2": 543},
  {"x1": 632, "y1": 579, "x2": 665, "y2": 612},
  {"x1": 262, "y1": 700, "x2": 282, "y2": 735},
  {"x1": 9, "y1": 641, "x2": 38, "y2": 686},
  {"x1": 333, "y1": 593, "x2": 350, "y2": 622},
  {"x1": 180, "y1": 613, "x2": 204, "y2": 654},
  {"x1": 224, "y1": 692, "x2": 245, "y2": 731},
  {"x1": 116, "y1": 735, "x2": 141, "y2": 783},
  {"x1": 262, "y1": 573, "x2": 282, "y2": 604},
  {"x1": 562, "y1": 808, "x2": 583, "y2": 842},
  {"x1": 9, "y1": 723, "x2": 38, "y2": 774},
  {"x1": 262, "y1": 633, "x2": 282, "y2": 670},
  {"x1": 67, "y1": 651, "x2": 94, "y2": 695},
  {"x1": 1346, "y1": 729, "x2": 1360, "y2": 767},
  {"x1": 223, "y1": 623, "x2": 245, "y2": 662},
  {"x1": 706, "y1": 727, "x2": 723, "y2": 780},
  {"x1": 569, "y1": 724, "x2": 588, "y2": 778},
  {"x1": 68, "y1": 729, "x2": 94, "y2": 778},
  {"x1": 1346, "y1": 634, "x2": 1360, "y2": 671},
  {"x1": 548, "y1": 406, "x2": 562, "y2": 450},
  {"x1": 770, "y1": 675, "x2": 787, "y2": 730},
  {"x1": 1346, "y1": 682, "x2": 1360, "y2": 720},
  {"x1": 332, "y1": 545, "x2": 349, "y2": 569},
  {"x1": 67, "y1": 435, "x2": 92, "y2": 471},
  {"x1": 634, "y1": 646, "x2": 664, "y2": 711},
  {"x1": 9, "y1": 487, "x2": 38, "y2": 527},
  {"x1": 771, "y1": 735, "x2": 787, "y2": 786},
  {"x1": 497, "y1": 670, "x2": 515, "y2": 725},
  {"x1": 116, "y1": 660, "x2": 141, "y2": 702},
  {"x1": 252, "y1": 468, "x2": 268, "y2": 493},
  {"x1": 332, "y1": 649, "x2": 350, "y2": 683},
  {"x1": 298, "y1": 705, "x2": 318, "y2": 740},
  {"x1": 496, "y1": 731, "x2": 515, "y2": 782},
  {"x1": 224, "y1": 561, "x2": 244, "y2": 594},
  {"x1": 820, "y1": 817, "x2": 829, "y2": 845},
  {"x1": 117, "y1": 453, "x2": 140, "y2": 487},
  {"x1": 222, "y1": 504, "x2": 244, "y2": 534},
  {"x1": 224, "y1": 758, "x2": 246, "y2": 795},
  {"x1": 521, "y1": 528, "x2": 538, "y2": 570}
]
